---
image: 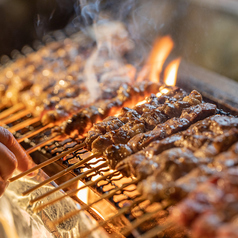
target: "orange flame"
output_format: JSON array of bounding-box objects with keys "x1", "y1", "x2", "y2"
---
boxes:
[
  {"x1": 76, "y1": 181, "x2": 88, "y2": 204},
  {"x1": 164, "y1": 58, "x2": 181, "y2": 86},
  {"x1": 149, "y1": 36, "x2": 174, "y2": 83}
]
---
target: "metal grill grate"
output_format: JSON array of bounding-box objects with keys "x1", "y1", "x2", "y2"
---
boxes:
[{"x1": 0, "y1": 106, "x2": 178, "y2": 238}]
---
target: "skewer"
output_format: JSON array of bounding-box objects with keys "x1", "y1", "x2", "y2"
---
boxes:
[
  {"x1": 122, "y1": 200, "x2": 174, "y2": 236},
  {"x1": 9, "y1": 142, "x2": 87, "y2": 182},
  {"x1": 0, "y1": 103, "x2": 25, "y2": 120},
  {"x1": 33, "y1": 170, "x2": 120, "y2": 213},
  {"x1": 26, "y1": 134, "x2": 61, "y2": 154},
  {"x1": 0, "y1": 103, "x2": 7, "y2": 111},
  {"x1": 0, "y1": 109, "x2": 31, "y2": 126},
  {"x1": 137, "y1": 221, "x2": 174, "y2": 238},
  {"x1": 8, "y1": 117, "x2": 40, "y2": 133},
  {"x1": 23, "y1": 153, "x2": 104, "y2": 196},
  {"x1": 29, "y1": 159, "x2": 105, "y2": 205},
  {"x1": 17, "y1": 123, "x2": 54, "y2": 143},
  {"x1": 52, "y1": 178, "x2": 140, "y2": 225},
  {"x1": 79, "y1": 196, "x2": 147, "y2": 238}
]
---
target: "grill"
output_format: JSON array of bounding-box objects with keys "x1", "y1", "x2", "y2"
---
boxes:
[{"x1": 1, "y1": 15, "x2": 238, "y2": 238}]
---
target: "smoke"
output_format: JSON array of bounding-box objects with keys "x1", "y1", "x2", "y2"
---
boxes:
[{"x1": 72, "y1": 0, "x2": 179, "y2": 100}]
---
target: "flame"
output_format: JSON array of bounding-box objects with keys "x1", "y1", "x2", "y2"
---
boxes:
[
  {"x1": 76, "y1": 181, "x2": 88, "y2": 204},
  {"x1": 164, "y1": 58, "x2": 181, "y2": 86},
  {"x1": 148, "y1": 36, "x2": 174, "y2": 83}
]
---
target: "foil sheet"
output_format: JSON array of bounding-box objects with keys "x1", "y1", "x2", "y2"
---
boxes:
[{"x1": 0, "y1": 169, "x2": 109, "y2": 238}]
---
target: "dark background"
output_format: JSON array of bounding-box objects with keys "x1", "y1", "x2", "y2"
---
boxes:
[{"x1": 0, "y1": 0, "x2": 75, "y2": 56}]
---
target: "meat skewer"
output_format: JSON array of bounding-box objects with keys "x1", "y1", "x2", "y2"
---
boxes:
[
  {"x1": 86, "y1": 89, "x2": 202, "y2": 153},
  {"x1": 14, "y1": 90, "x2": 202, "y2": 186},
  {"x1": 117, "y1": 114, "x2": 238, "y2": 177},
  {"x1": 9, "y1": 85, "x2": 178, "y2": 180},
  {"x1": 56, "y1": 81, "x2": 166, "y2": 135},
  {"x1": 105, "y1": 102, "x2": 216, "y2": 169},
  {"x1": 137, "y1": 130, "x2": 238, "y2": 203},
  {"x1": 169, "y1": 166, "x2": 238, "y2": 238},
  {"x1": 82, "y1": 86, "x2": 186, "y2": 151},
  {"x1": 122, "y1": 135, "x2": 238, "y2": 237},
  {"x1": 21, "y1": 103, "x2": 217, "y2": 207},
  {"x1": 11, "y1": 90, "x2": 213, "y2": 189}
]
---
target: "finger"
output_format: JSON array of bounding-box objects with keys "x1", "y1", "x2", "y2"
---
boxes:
[
  {"x1": 0, "y1": 142, "x2": 17, "y2": 180},
  {"x1": 0, "y1": 176, "x2": 9, "y2": 197},
  {"x1": 0, "y1": 127, "x2": 35, "y2": 172}
]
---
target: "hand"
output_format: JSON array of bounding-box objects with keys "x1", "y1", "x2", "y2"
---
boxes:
[{"x1": 0, "y1": 127, "x2": 34, "y2": 196}]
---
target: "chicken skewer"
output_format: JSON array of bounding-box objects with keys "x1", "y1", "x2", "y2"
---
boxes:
[
  {"x1": 22, "y1": 100, "x2": 216, "y2": 208},
  {"x1": 14, "y1": 89, "x2": 202, "y2": 188},
  {"x1": 9, "y1": 86, "x2": 180, "y2": 181},
  {"x1": 168, "y1": 166, "x2": 238, "y2": 238},
  {"x1": 119, "y1": 133, "x2": 238, "y2": 237}
]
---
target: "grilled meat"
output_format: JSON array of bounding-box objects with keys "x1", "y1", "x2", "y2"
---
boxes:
[
  {"x1": 171, "y1": 166, "x2": 238, "y2": 238},
  {"x1": 136, "y1": 127, "x2": 238, "y2": 204},
  {"x1": 117, "y1": 114, "x2": 237, "y2": 177},
  {"x1": 57, "y1": 81, "x2": 166, "y2": 136},
  {"x1": 90, "y1": 90, "x2": 202, "y2": 154},
  {"x1": 105, "y1": 102, "x2": 215, "y2": 170},
  {"x1": 82, "y1": 85, "x2": 185, "y2": 150}
]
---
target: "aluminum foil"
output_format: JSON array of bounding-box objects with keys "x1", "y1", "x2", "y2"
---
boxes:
[{"x1": 0, "y1": 169, "x2": 109, "y2": 238}]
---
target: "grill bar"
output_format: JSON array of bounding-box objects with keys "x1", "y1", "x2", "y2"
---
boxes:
[
  {"x1": 33, "y1": 170, "x2": 119, "y2": 213},
  {"x1": 52, "y1": 178, "x2": 140, "y2": 225},
  {"x1": 80, "y1": 196, "x2": 147, "y2": 238},
  {"x1": 29, "y1": 160, "x2": 106, "y2": 204},
  {"x1": 9, "y1": 142, "x2": 87, "y2": 182}
]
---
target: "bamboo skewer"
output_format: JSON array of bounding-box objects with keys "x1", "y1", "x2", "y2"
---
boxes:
[
  {"x1": 17, "y1": 123, "x2": 54, "y2": 143},
  {"x1": 8, "y1": 116, "x2": 40, "y2": 133},
  {"x1": 0, "y1": 103, "x2": 25, "y2": 120},
  {"x1": 0, "y1": 109, "x2": 31, "y2": 126},
  {"x1": 52, "y1": 178, "x2": 140, "y2": 225},
  {"x1": 79, "y1": 196, "x2": 147, "y2": 238},
  {"x1": 137, "y1": 221, "x2": 174, "y2": 238},
  {"x1": 9, "y1": 142, "x2": 87, "y2": 182},
  {"x1": 29, "y1": 159, "x2": 105, "y2": 205},
  {"x1": 22, "y1": 153, "x2": 104, "y2": 196},
  {"x1": 0, "y1": 104, "x2": 7, "y2": 111},
  {"x1": 26, "y1": 134, "x2": 61, "y2": 154},
  {"x1": 33, "y1": 170, "x2": 120, "y2": 213},
  {"x1": 122, "y1": 200, "x2": 174, "y2": 236}
]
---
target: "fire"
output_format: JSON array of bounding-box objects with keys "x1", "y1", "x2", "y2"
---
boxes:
[
  {"x1": 141, "y1": 35, "x2": 181, "y2": 87},
  {"x1": 149, "y1": 36, "x2": 174, "y2": 83},
  {"x1": 76, "y1": 181, "x2": 88, "y2": 204},
  {"x1": 164, "y1": 58, "x2": 181, "y2": 86}
]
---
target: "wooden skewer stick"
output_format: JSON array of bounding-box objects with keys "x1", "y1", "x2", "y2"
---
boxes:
[
  {"x1": 137, "y1": 221, "x2": 174, "y2": 238},
  {"x1": 52, "y1": 178, "x2": 140, "y2": 225},
  {"x1": 17, "y1": 123, "x2": 53, "y2": 143},
  {"x1": 0, "y1": 103, "x2": 7, "y2": 111},
  {"x1": 0, "y1": 109, "x2": 31, "y2": 126},
  {"x1": 0, "y1": 103, "x2": 25, "y2": 120},
  {"x1": 9, "y1": 142, "x2": 87, "y2": 182},
  {"x1": 122, "y1": 200, "x2": 174, "y2": 236},
  {"x1": 33, "y1": 170, "x2": 120, "y2": 213},
  {"x1": 23, "y1": 153, "x2": 104, "y2": 196},
  {"x1": 26, "y1": 134, "x2": 61, "y2": 154},
  {"x1": 29, "y1": 158, "x2": 105, "y2": 205},
  {"x1": 79, "y1": 196, "x2": 147, "y2": 238},
  {"x1": 8, "y1": 117, "x2": 40, "y2": 133}
]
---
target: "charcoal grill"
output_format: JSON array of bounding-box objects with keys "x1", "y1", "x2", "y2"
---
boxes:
[{"x1": 1, "y1": 23, "x2": 238, "y2": 238}]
